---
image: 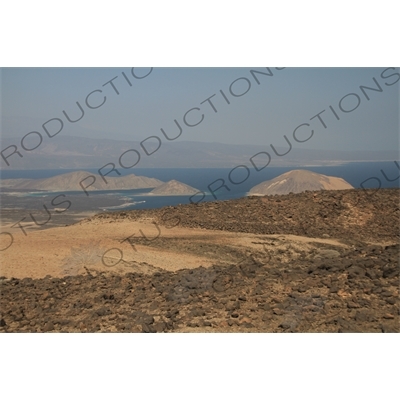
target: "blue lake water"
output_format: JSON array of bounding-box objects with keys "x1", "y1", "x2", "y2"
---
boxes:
[{"x1": 1, "y1": 162, "x2": 398, "y2": 211}]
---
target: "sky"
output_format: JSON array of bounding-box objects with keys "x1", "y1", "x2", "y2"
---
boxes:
[{"x1": 1, "y1": 67, "x2": 399, "y2": 153}]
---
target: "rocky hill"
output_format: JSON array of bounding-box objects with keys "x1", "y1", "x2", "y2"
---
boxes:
[
  {"x1": 249, "y1": 169, "x2": 353, "y2": 195},
  {"x1": 150, "y1": 180, "x2": 199, "y2": 195},
  {"x1": 91, "y1": 188, "x2": 399, "y2": 244},
  {"x1": 0, "y1": 170, "x2": 163, "y2": 192}
]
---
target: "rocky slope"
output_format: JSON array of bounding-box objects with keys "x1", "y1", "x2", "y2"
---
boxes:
[
  {"x1": 248, "y1": 169, "x2": 353, "y2": 195},
  {"x1": 91, "y1": 188, "x2": 399, "y2": 244}
]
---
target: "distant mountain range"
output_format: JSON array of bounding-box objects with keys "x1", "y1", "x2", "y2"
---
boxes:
[
  {"x1": 248, "y1": 169, "x2": 353, "y2": 195},
  {"x1": 0, "y1": 135, "x2": 397, "y2": 170}
]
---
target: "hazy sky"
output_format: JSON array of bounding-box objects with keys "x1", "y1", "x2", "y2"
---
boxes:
[{"x1": 1, "y1": 67, "x2": 399, "y2": 152}]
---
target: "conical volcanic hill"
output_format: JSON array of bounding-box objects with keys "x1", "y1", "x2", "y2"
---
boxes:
[
  {"x1": 150, "y1": 180, "x2": 199, "y2": 195},
  {"x1": 249, "y1": 169, "x2": 353, "y2": 195}
]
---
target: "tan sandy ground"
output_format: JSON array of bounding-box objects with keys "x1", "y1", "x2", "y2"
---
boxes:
[
  {"x1": 0, "y1": 211, "x2": 97, "y2": 231},
  {"x1": 0, "y1": 215, "x2": 351, "y2": 279}
]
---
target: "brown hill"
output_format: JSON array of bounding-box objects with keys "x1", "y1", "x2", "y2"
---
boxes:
[
  {"x1": 248, "y1": 169, "x2": 353, "y2": 195},
  {"x1": 150, "y1": 180, "x2": 199, "y2": 195},
  {"x1": 0, "y1": 171, "x2": 163, "y2": 192}
]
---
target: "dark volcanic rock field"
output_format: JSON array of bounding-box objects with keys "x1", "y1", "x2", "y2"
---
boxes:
[
  {"x1": 1, "y1": 188, "x2": 399, "y2": 333},
  {"x1": 89, "y1": 188, "x2": 399, "y2": 244}
]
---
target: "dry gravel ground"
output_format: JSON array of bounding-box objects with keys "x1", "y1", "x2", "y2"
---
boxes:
[{"x1": 0, "y1": 188, "x2": 399, "y2": 332}]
